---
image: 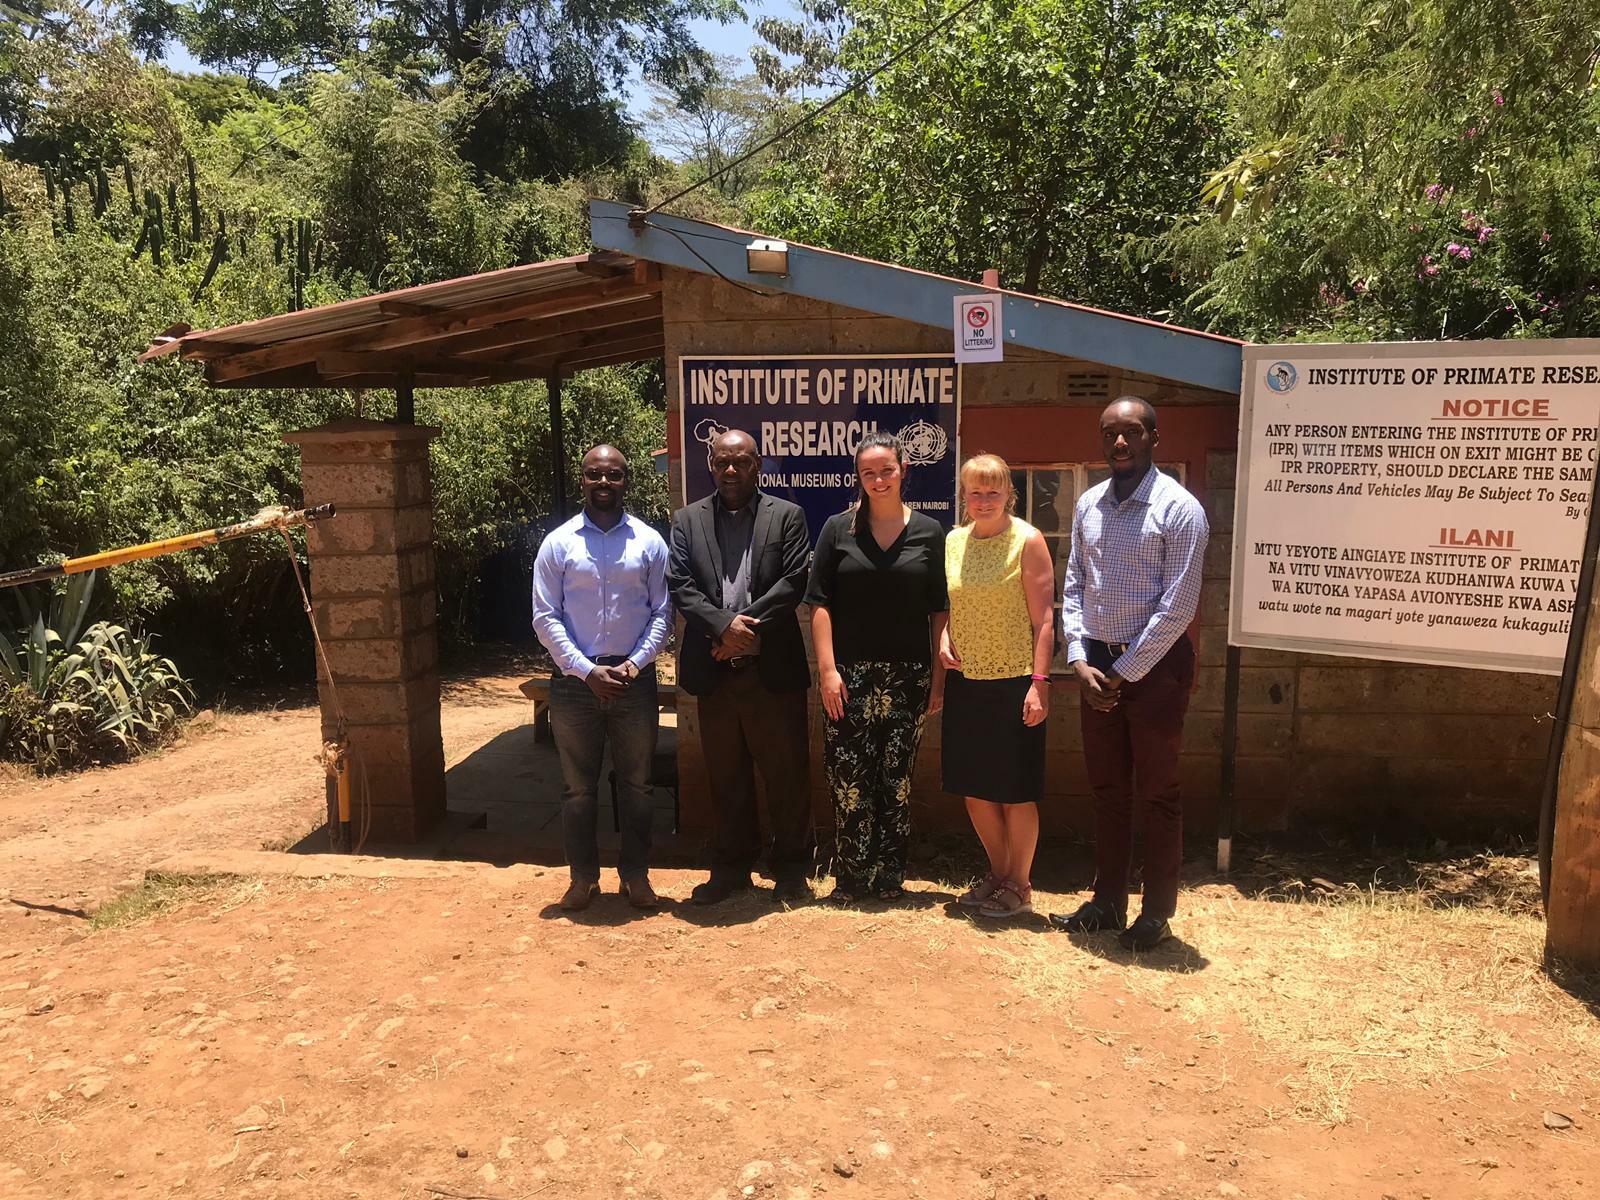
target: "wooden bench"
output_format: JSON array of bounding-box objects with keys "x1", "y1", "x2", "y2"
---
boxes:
[
  {"x1": 519, "y1": 674, "x2": 681, "y2": 831},
  {"x1": 518, "y1": 675, "x2": 680, "y2": 743}
]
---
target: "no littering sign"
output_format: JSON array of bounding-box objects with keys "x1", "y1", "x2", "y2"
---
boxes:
[{"x1": 953, "y1": 293, "x2": 1002, "y2": 363}]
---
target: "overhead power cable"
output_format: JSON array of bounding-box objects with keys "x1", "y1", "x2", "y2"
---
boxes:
[{"x1": 641, "y1": 0, "x2": 989, "y2": 218}]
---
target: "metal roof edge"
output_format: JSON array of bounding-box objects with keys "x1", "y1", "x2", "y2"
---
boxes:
[{"x1": 588, "y1": 199, "x2": 1242, "y2": 395}]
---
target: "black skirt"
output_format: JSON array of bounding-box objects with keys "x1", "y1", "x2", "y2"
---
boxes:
[{"x1": 940, "y1": 672, "x2": 1046, "y2": 804}]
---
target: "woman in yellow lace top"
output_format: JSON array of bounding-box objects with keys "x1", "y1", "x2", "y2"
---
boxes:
[{"x1": 937, "y1": 453, "x2": 1056, "y2": 918}]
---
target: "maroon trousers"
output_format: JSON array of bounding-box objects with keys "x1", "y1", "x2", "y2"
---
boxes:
[{"x1": 1079, "y1": 636, "x2": 1196, "y2": 922}]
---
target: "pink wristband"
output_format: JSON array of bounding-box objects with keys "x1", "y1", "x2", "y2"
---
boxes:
[{"x1": 1030, "y1": 673, "x2": 1050, "y2": 682}]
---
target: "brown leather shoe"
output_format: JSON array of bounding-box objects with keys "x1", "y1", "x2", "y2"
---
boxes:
[
  {"x1": 560, "y1": 880, "x2": 599, "y2": 911},
  {"x1": 618, "y1": 875, "x2": 659, "y2": 909}
]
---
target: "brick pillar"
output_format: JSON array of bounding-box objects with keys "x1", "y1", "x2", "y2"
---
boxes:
[{"x1": 283, "y1": 418, "x2": 445, "y2": 843}]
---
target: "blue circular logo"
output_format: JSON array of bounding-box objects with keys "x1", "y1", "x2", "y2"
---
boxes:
[{"x1": 1265, "y1": 361, "x2": 1298, "y2": 393}]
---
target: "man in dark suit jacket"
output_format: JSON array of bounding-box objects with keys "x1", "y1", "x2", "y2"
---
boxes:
[{"x1": 668, "y1": 429, "x2": 814, "y2": 904}]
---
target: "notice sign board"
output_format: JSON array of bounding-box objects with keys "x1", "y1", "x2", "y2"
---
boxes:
[
  {"x1": 680, "y1": 355, "x2": 960, "y2": 539},
  {"x1": 1233, "y1": 341, "x2": 1600, "y2": 675},
  {"x1": 954, "y1": 294, "x2": 1002, "y2": 363}
]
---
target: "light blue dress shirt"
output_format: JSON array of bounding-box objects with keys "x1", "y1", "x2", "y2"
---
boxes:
[
  {"x1": 531, "y1": 511, "x2": 672, "y2": 679},
  {"x1": 1061, "y1": 466, "x2": 1209, "y2": 682}
]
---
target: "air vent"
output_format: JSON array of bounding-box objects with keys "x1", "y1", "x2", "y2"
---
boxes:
[{"x1": 1064, "y1": 372, "x2": 1111, "y2": 401}]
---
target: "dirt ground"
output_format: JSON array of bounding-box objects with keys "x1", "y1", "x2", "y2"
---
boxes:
[
  {"x1": 0, "y1": 667, "x2": 533, "y2": 937},
  {"x1": 2, "y1": 667, "x2": 1599, "y2": 1199}
]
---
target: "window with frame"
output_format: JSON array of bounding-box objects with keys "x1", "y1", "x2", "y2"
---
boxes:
[{"x1": 1005, "y1": 463, "x2": 1189, "y2": 673}]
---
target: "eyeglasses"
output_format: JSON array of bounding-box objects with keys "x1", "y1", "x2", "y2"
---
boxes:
[{"x1": 583, "y1": 468, "x2": 626, "y2": 483}]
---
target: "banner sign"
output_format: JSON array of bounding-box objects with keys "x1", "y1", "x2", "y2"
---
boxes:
[
  {"x1": 954, "y1": 293, "x2": 1003, "y2": 363},
  {"x1": 680, "y1": 355, "x2": 960, "y2": 540},
  {"x1": 1233, "y1": 340, "x2": 1600, "y2": 675}
]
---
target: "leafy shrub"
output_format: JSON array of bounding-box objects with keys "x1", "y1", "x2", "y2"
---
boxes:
[{"x1": 0, "y1": 572, "x2": 193, "y2": 771}]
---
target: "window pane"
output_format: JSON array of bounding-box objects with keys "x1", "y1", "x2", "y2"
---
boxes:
[
  {"x1": 1009, "y1": 470, "x2": 1029, "y2": 521},
  {"x1": 1050, "y1": 619, "x2": 1072, "y2": 675},
  {"x1": 1048, "y1": 535, "x2": 1069, "y2": 597},
  {"x1": 1028, "y1": 469, "x2": 1073, "y2": 534}
]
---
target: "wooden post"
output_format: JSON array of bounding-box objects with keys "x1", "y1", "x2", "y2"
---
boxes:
[
  {"x1": 1216, "y1": 643, "x2": 1242, "y2": 874},
  {"x1": 1546, "y1": 478, "x2": 1600, "y2": 968},
  {"x1": 395, "y1": 375, "x2": 415, "y2": 425},
  {"x1": 548, "y1": 370, "x2": 569, "y2": 519}
]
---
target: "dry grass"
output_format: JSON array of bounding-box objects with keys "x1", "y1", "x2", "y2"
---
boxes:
[
  {"x1": 1249, "y1": 847, "x2": 1545, "y2": 915},
  {"x1": 985, "y1": 883, "x2": 1600, "y2": 1125},
  {"x1": 89, "y1": 871, "x2": 265, "y2": 930}
]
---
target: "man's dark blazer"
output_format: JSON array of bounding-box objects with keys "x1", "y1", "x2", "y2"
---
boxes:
[{"x1": 667, "y1": 492, "x2": 812, "y2": 698}]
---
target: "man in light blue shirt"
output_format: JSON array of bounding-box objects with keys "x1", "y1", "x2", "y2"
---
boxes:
[
  {"x1": 532, "y1": 444, "x2": 671, "y2": 912},
  {"x1": 1050, "y1": 397, "x2": 1208, "y2": 951}
]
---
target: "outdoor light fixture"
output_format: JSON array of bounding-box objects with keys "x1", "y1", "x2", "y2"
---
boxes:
[{"x1": 746, "y1": 239, "x2": 789, "y2": 276}]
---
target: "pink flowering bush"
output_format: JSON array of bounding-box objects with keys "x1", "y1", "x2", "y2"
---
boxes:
[{"x1": 1166, "y1": 0, "x2": 1600, "y2": 342}]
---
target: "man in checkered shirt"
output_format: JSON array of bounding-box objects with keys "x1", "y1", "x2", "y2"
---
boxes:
[{"x1": 1050, "y1": 397, "x2": 1208, "y2": 951}]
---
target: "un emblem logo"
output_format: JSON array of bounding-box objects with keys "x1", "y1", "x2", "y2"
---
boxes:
[
  {"x1": 1265, "y1": 361, "x2": 1298, "y2": 393},
  {"x1": 898, "y1": 420, "x2": 949, "y2": 466}
]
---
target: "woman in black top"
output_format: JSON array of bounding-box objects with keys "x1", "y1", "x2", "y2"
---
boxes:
[{"x1": 806, "y1": 432, "x2": 948, "y2": 903}]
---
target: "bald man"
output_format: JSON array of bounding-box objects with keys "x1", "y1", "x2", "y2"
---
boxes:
[
  {"x1": 533, "y1": 445, "x2": 672, "y2": 912},
  {"x1": 669, "y1": 430, "x2": 815, "y2": 905}
]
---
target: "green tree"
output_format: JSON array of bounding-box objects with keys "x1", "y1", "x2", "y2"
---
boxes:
[
  {"x1": 747, "y1": 0, "x2": 1266, "y2": 314},
  {"x1": 127, "y1": 0, "x2": 366, "y2": 77},
  {"x1": 642, "y1": 55, "x2": 783, "y2": 200},
  {"x1": 1164, "y1": 0, "x2": 1600, "y2": 342},
  {"x1": 131, "y1": 0, "x2": 745, "y2": 180},
  {"x1": 0, "y1": 29, "x2": 672, "y2": 682}
]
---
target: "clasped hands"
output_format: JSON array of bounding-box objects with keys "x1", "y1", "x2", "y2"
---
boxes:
[
  {"x1": 711, "y1": 613, "x2": 760, "y2": 662},
  {"x1": 1073, "y1": 660, "x2": 1123, "y2": 712},
  {"x1": 584, "y1": 659, "x2": 638, "y2": 703}
]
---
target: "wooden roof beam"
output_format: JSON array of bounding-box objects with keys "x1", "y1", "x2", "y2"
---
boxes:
[
  {"x1": 552, "y1": 343, "x2": 667, "y2": 377},
  {"x1": 406, "y1": 296, "x2": 662, "y2": 359},
  {"x1": 208, "y1": 367, "x2": 500, "y2": 390},
  {"x1": 315, "y1": 352, "x2": 534, "y2": 383},
  {"x1": 377, "y1": 299, "x2": 446, "y2": 317},
  {"x1": 529, "y1": 332, "x2": 667, "y2": 376},
  {"x1": 475, "y1": 318, "x2": 665, "y2": 367},
  {"x1": 574, "y1": 250, "x2": 634, "y2": 279},
  {"x1": 203, "y1": 277, "x2": 659, "y2": 384}
]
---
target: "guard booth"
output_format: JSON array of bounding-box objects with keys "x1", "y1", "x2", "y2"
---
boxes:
[{"x1": 141, "y1": 201, "x2": 1553, "y2": 847}]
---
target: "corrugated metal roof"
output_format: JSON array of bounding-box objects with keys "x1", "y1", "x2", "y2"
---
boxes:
[
  {"x1": 141, "y1": 249, "x2": 665, "y2": 389},
  {"x1": 144, "y1": 253, "x2": 629, "y2": 359}
]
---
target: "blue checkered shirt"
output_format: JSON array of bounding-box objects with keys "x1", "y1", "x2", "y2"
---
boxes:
[{"x1": 1061, "y1": 467, "x2": 1208, "y2": 682}]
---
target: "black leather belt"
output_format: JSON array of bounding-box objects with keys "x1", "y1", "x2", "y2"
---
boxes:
[
  {"x1": 725, "y1": 656, "x2": 758, "y2": 670},
  {"x1": 1088, "y1": 639, "x2": 1130, "y2": 657},
  {"x1": 593, "y1": 654, "x2": 631, "y2": 667}
]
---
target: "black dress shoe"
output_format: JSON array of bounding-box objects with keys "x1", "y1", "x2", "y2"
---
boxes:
[
  {"x1": 771, "y1": 878, "x2": 812, "y2": 904},
  {"x1": 1118, "y1": 913, "x2": 1172, "y2": 951},
  {"x1": 1047, "y1": 900, "x2": 1126, "y2": 933},
  {"x1": 689, "y1": 876, "x2": 752, "y2": 906}
]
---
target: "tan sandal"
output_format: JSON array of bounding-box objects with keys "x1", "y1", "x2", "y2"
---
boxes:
[
  {"x1": 958, "y1": 873, "x2": 1002, "y2": 909},
  {"x1": 978, "y1": 880, "x2": 1033, "y2": 920}
]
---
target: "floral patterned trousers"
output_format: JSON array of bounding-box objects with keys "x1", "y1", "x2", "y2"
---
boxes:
[{"x1": 824, "y1": 661, "x2": 931, "y2": 893}]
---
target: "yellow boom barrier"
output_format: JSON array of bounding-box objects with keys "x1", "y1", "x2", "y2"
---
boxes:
[
  {"x1": 0, "y1": 504, "x2": 336, "y2": 590},
  {"x1": 0, "y1": 503, "x2": 365, "y2": 852}
]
